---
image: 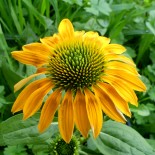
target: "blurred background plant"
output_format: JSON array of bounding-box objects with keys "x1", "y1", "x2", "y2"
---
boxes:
[{"x1": 0, "y1": 0, "x2": 155, "y2": 154}]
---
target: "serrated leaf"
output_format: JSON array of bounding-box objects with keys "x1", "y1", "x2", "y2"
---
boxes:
[
  {"x1": 0, "y1": 113, "x2": 58, "y2": 146},
  {"x1": 4, "y1": 145, "x2": 28, "y2": 155},
  {"x1": 74, "y1": 18, "x2": 107, "y2": 35},
  {"x1": 88, "y1": 121, "x2": 155, "y2": 155},
  {"x1": 144, "y1": 65, "x2": 155, "y2": 83},
  {"x1": 137, "y1": 104, "x2": 150, "y2": 116},
  {"x1": 147, "y1": 103, "x2": 155, "y2": 111},
  {"x1": 29, "y1": 144, "x2": 50, "y2": 155},
  {"x1": 85, "y1": 0, "x2": 111, "y2": 16},
  {"x1": 140, "y1": 76, "x2": 151, "y2": 92},
  {"x1": 148, "y1": 87, "x2": 155, "y2": 102}
]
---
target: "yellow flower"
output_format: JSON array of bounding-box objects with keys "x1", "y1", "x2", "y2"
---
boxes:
[{"x1": 11, "y1": 19, "x2": 146, "y2": 143}]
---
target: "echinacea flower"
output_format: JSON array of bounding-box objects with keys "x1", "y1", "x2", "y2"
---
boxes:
[{"x1": 11, "y1": 19, "x2": 146, "y2": 143}]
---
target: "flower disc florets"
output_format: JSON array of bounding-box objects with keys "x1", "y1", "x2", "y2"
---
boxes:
[
  {"x1": 48, "y1": 41, "x2": 104, "y2": 90},
  {"x1": 53, "y1": 135, "x2": 79, "y2": 155}
]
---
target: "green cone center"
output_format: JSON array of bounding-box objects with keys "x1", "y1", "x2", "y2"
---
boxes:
[
  {"x1": 54, "y1": 137, "x2": 78, "y2": 155},
  {"x1": 48, "y1": 41, "x2": 104, "y2": 90}
]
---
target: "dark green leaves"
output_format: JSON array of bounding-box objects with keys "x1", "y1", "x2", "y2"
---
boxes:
[
  {"x1": 0, "y1": 113, "x2": 58, "y2": 146},
  {"x1": 87, "y1": 121, "x2": 155, "y2": 155}
]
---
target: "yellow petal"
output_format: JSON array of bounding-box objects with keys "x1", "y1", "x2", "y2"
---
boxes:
[
  {"x1": 104, "y1": 44, "x2": 126, "y2": 54},
  {"x1": 23, "y1": 43, "x2": 52, "y2": 56},
  {"x1": 104, "y1": 53, "x2": 136, "y2": 66},
  {"x1": 102, "y1": 75, "x2": 138, "y2": 106},
  {"x1": 83, "y1": 31, "x2": 99, "y2": 39},
  {"x1": 11, "y1": 51, "x2": 48, "y2": 67},
  {"x1": 58, "y1": 19, "x2": 74, "y2": 39},
  {"x1": 84, "y1": 88, "x2": 103, "y2": 138},
  {"x1": 97, "y1": 82, "x2": 131, "y2": 117},
  {"x1": 105, "y1": 61, "x2": 139, "y2": 75},
  {"x1": 93, "y1": 85, "x2": 126, "y2": 123},
  {"x1": 11, "y1": 78, "x2": 50, "y2": 113},
  {"x1": 36, "y1": 67, "x2": 47, "y2": 73},
  {"x1": 98, "y1": 36, "x2": 110, "y2": 44},
  {"x1": 74, "y1": 31, "x2": 85, "y2": 37},
  {"x1": 14, "y1": 73, "x2": 45, "y2": 92},
  {"x1": 97, "y1": 36, "x2": 110, "y2": 48},
  {"x1": 38, "y1": 89, "x2": 62, "y2": 132},
  {"x1": 104, "y1": 69, "x2": 146, "y2": 91},
  {"x1": 74, "y1": 89, "x2": 91, "y2": 138},
  {"x1": 40, "y1": 34, "x2": 60, "y2": 49},
  {"x1": 23, "y1": 79, "x2": 53, "y2": 120},
  {"x1": 58, "y1": 90, "x2": 74, "y2": 143}
]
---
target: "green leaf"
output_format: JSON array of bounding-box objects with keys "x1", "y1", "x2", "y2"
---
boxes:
[
  {"x1": 0, "y1": 85, "x2": 7, "y2": 109},
  {"x1": 74, "y1": 18, "x2": 107, "y2": 35},
  {"x1": 137, "y1": 104, "x2": 150, "y2": 116},
  {"x1": 20, "y1": 24, "x2": 38, "y2": 44},
  {"x1": 126, "y1": 47, "x2": 136, "y2": 58},
  {"x1": 147, "y1": 103, "x2": 155, "y2": 111},
  {"x1": 88, "y1": 121, "x2": 155, "y2": 155},
  {"x1": 146, "y1": 139, "x2": 155, "y2": 149},
  {"x1": 0, "y1": 113, "x2": 58, "y2": 146},
  {"x1": 144, "y1": 65, "x2": 155, "y2": 83},
  {"x1": 4, "y1": 145, "x2": 28, "y2": 155},
  {"x1": 148, "y1": 87, "x2": 155, "y2": 101},
  {"x1": 1, "y1": 59, "x2": 23, "y2": 92},
  {"x1": 0, "y1": 25, "x2": 12, "y2": 68},
  {"x1": 29, "y1": 144, "x2": 50, "y2": 155},
  {"x1": 0, "y1": 86, "x2": 5, "y2": 96},
  {"x1": 136, "y1": 34, "x2": 154, "y2": 65},
  {"x1": 150, "y1": 45, "x2": 155, "y2": 64},
  {"x1": 8, "y1": 1, "x2": 22, "y2": 34},
  {"x1": 140, "y1": 76, "x2": 151, "y2": 92},
  {"x1": 49, "y1": 0, "x2": 60, "y2": 27},
  {"x1": 22, "y1": 0, "x2": 53, "y2": 30},
  {"x1": 146, "y1": 22, "x2": 155, "y2": 35},
  {"x1": 0, "y1": 1, "x2": 13, "y2": 32},
  {"x1": 62, "y1": 0, "x2": 83, "y2": 6},
  {"x1": 85, "y1": 0, "x2": 111, "y2": 16},
  {"x1": 109, "y1": 20, "x2": 126, "y2": 41},
  {"x1": 111, "y1": 3, "x2": 134, "y2": 11},
  {"x1": 144, "y1": 65, "x2": 155, "y2": 82}
]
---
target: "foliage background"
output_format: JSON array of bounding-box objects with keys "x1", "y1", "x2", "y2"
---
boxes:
[{"x1": 0, "y1": 0, "x2": 155, "y2": 154}]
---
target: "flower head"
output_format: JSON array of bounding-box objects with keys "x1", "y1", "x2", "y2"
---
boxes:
[
  {"x1": 52, "y1": 135, "x2": 79, "y2": 155},
  {"x1": 11, "y1": 19, "x2": 146, "y2": 143}
]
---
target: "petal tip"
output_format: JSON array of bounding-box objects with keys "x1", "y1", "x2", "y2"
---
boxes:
[
  {"x1": 23, "y1": 114, "x2": 29, "y2": 120},
  {"x1": 58, "y1": 18, "x2": 74, "y2": 38},
  {"x1": 38, "y1": 124, "x2": 45, "y2": 133}
]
